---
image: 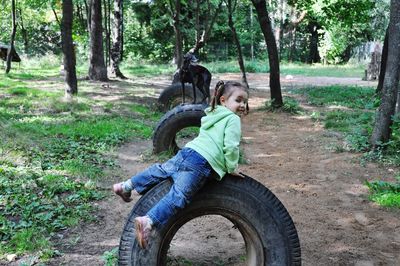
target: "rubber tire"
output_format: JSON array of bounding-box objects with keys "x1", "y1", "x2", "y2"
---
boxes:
[
  {"x1": 158, "y1": 83, "x2": 205, "y2": 112},
  {"x1": 118, "y1": 174, "x2": 301, "y2": 265},
  {"x1": 152, "y1": 104, "x2": 207, "y2": 154}
]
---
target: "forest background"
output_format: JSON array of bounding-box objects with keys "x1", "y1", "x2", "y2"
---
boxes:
[{"x1": 1, "y1": 0, "x2": 400, "y2": 264}]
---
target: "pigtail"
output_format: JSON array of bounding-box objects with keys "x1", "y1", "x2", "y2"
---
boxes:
[{"x1": 210, "y1": 80, "x2": 225, "y2": 111}]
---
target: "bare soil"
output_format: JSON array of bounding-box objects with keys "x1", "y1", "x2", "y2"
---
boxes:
[{"x1": 7, "y1": 74, "x2": 400, "y2": 266}]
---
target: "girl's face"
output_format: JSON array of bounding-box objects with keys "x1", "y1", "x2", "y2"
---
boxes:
[{"x1": 220, "y1": 89, "x2": 248, "y2": 116}]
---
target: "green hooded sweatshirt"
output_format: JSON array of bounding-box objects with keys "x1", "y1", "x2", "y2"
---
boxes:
[{"x1": 185, "y1": 105, "x2": 241, "y2": 179}]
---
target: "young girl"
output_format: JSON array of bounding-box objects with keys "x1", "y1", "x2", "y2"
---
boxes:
[{"x1": 113, "y1": 80, "x2": 249, "y2": 249}]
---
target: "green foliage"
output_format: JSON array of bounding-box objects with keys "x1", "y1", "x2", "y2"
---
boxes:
[
  {"x1": 299, "y1": 84, "x2": 400, "y2": 167},
  {"x1": 264, "y1": 96, "x2": 303, "y2": 114},
  {"x1": 296, "y1": 86, "x2": 376, "y2": 109},
  {"x1": 0, "y1": 68, "x2": 161, "y2": 258},
  {"x1": 122, "y1": 62, "x2": 174, "y2": 77},
  {"x1": 101, "y1": 248, "x2": 118, "y2": 266},
  {"x1": 282, "y1": 63, "x2": 365, "y2": 78},
  {"x1": 324, "y1": 110, "x2": 373, "y2": 133},
  {"x1": 365, "y1": 180, "x2": 400, "y2": 208},
  {"x1": 0, "y1": 166, "x2": 104, "y2": 255}
]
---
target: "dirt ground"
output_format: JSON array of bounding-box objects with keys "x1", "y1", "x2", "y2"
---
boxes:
[{"x1": 8, "y1": 73, "x2": 400, "y2": 265}]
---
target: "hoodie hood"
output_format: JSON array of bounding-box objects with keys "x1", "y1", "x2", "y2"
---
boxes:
[{"x1": 202, "y1": 106, "x2": 236, "y2": 130}]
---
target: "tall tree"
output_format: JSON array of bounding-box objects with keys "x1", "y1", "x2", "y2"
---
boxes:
[
  {"x1": 376, "y1": 27, "x2": 389, "y2": 95},
  {"x1": 62, "y1": 0, "x2": 78, "y2": 97},
  {"x1": 225, "y1": 0, "x2": 249, "y2": 89},
  {"x1": 17, "y1": 7, "x2": 29, "y2": 52},
  {"x1": 89, "y1": 0, "x2": 108, "y2": 81},
  {"x1": 251, "y1": 0, "x2": 283, "y2": 106},
  {"x1": 190, "y1": 0, "x2": 223, "y2": 54},
  {"x1": 5, "y1": 0, "x2": 17, "y2": 74},
  {"x1": 370, "y1": 0, "x2": 400, "y2": 149},
  {"x1": 169, "y1": 0, "x2": 183, "y2": 68},
  {"x1": 110, "y1": 0, "x2": 126, "y2": 78}
]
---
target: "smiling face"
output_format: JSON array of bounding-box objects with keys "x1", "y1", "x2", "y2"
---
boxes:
[{"x1": 220, "y1": 89, "x2": 249, "y2": 116}]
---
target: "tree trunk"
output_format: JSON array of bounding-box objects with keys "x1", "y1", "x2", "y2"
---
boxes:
[
  {"x1": 88, "y1": 0, "x2": 108, "y2": 81},
  {"x1": 62, "y1": 0, "x2": 78, "y2": 97},
  {"x1": 110, "y1": 0, "x2": 126, "y2": 78},
  {"x1": 52, "y1": 7, "x2": 61, "y2": 27},
  {"x1": 5, "y1": 0, "x2": 17, "y2": 74},
  {"x1": 85, "y1": 0, "x2": 92, "y2": 33},
  {"x1": 376, "y1": 27, "x2": 389, "y2": 95},
  {"x1": 171, "y1": 0, "x2": 183, "y2": 68},
  {"x1": 307, "y1": 21, "x2": 320, "y2": 64},
  {"x1": 102, "y1": 0, "x2": 111, "y2": 67},
  {"x1": 17, "y1": 8, "x2": 29, "y2": 52},
  {"x1": 226, "y1": 0, "x2": 249, "y2": 89},
  {"x1": 288, "y1": 10, "x2": 306, "y2": 62},
  {"x1": 190, "y1": 0, "x2": 223, "y2": 55},
  {"x1": 370, "y1": 0, "x2": 400, "y2": 149},
  {"x1": 251, "y1": 0, "x2": 283, "y2": 107}
]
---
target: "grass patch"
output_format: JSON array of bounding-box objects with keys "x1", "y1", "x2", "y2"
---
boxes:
[
  {"x1": 122, "y1": 62, "x2": 174, "y2": 76},
  {"x1": 280, "y1": 62, "x2": 364, "y2": 78},
  {"x1": 298, "y1": 85, "x2": 400, "y2": 207},
  {"x1": 324, "y1": 110, "x2": 373, "y2": 133},
  {"x1": 119, "y1": 59, "x2": 363, "y2": 78},
  {"x1": 294, "y1": 86, "x2": 377, "y2": 109},
  {"x1": 101, "y1": 248, "x2": 118, "y2": 266},
  {"x1": 202, "y1": 60, "x2": 363, "y2": 77},
  {"x1": 0, "y1": 167, "x2": 104, "y2": 256},
  {"x1": 0, "y1": 67, "x2": 161, "y2": 259},
  {"x1": 264, "y1": 96, "x2": 303, "y2": 114},
  {"x1": 365, "y1": 180, "x2": 400, "y2": 208},
  {"x1": 295, "y1": 86, "x2": 377, "y2": 152}
]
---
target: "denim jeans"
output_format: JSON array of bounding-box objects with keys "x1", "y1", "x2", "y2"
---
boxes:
[{"x1": 131, "y1": 148, "x2": 215, "y2": 227}]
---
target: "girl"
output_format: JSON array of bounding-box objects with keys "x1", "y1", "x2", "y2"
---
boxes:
[{"x1": 113, "y1": 80, "x2": 249, "y2": 249}]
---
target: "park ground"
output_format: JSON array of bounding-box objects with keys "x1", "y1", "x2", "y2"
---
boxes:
[{"x1": 6, "y1": 73, "x2": 400, "y2": 265}]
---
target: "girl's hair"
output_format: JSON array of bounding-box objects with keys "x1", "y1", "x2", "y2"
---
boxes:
[{"x1": 210, "y1": 80, "x2": 249, "y2": 113}]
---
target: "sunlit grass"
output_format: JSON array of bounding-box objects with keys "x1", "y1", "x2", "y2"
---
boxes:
[
  {"x1": 202, "y1": 60, "x2": 364, "y2": 77},
  {"x1": 121, "y1": 62, "x2": 174, "y2": 76},
  {"x1": 0, "y1": 64, "x2": 162, "y2": 258},
  {"x1": 294, "y1": 86, "x2": 377, "y2": 109},
  {"x1": 365, "y1": 180, "x2": 400, "y2": 208}
]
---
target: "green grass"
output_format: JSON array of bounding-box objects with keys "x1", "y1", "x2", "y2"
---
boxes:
[
  {"x1": 280, "y1": 62, "x2": 365, "y2": 77},
  {"x1": 119, "y1": 59, "x2": 364, "y2": 78},
  {"x1": 365, "y1": 180, "x2": 400, "y2": 207},
  {"x1": 122, "y1": 62, "x2": 175, "y2": 76},
  {"x1": 295, "y1": 86, "x2": 377, "y2": 109},
  {"x1": 202, "y1": 60, "x2": 364, "y2": 77},
  {"x1": 297, "y1": 85, "x2": 400, "y2": 208},
  {"x1": 292, "y1": 86, "x2": 378, "y2": 152},
  {"x1": 264, "y1": 96, "x2": 303, "y2": 114},
  {"x1": 0, "y1": 66, "x2": 163, "y2": 259},
  {"x1": 101, "y1": 248, "x2": 119, "y2": 266}
]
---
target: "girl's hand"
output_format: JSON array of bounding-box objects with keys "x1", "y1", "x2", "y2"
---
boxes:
[{"x1": 230, "y1": 171, "x2": 245, "y2": 178}]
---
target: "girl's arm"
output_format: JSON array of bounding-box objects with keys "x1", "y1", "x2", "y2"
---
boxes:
[{"x1": 223, "y1": 115, "x2": 241, "y2": 174}]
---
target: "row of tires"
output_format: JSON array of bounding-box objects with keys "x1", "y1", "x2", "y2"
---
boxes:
[{"x1": 117, "y1": 82, "x2": 302, "y2": 265}]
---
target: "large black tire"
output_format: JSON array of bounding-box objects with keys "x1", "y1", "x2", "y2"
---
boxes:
[
  {"x1": 118, "y1": 174, "x2": 301, "y2": 265},
  {"x1": 152, "y1": 104, "x2": 207, "y2": 154},
  {"x1": 158, "y1": 83, "x2": 205, "y2": 112}
]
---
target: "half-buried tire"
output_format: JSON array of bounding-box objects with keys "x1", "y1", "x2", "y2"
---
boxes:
[
  {"x1": 152, "y1": 104, "x2": 207, "y2": 154},
  {"x1": 158, "y1": 83, "x2": 205, "y2": 112},
  {"x1": 117, "y1": 174, "x2": 301, "y2": 265}
]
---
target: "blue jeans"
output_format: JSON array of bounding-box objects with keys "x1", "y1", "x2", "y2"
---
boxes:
[{"x1": 131, "y1": 148, "x2": 215, "y2": 227}]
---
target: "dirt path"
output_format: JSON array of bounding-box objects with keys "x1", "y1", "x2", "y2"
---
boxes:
[{"x1": 21, "y1": 74, "x2": 400, "y2": 265}]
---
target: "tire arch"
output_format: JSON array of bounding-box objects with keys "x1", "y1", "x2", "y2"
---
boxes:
[
  {"x1": 118, "y1": 174, "x2": 301, "y2": 265},
  {"x1": 158, "y1": 83, "x2": 204, "y2": 112},
  {"x1": 152, "y1": 104, "x2": 206, "y2": 154}
]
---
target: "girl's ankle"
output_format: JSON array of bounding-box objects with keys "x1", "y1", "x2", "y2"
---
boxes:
[{"x1": 122, "y1": 180, "x2": 134, "y2": 193}]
